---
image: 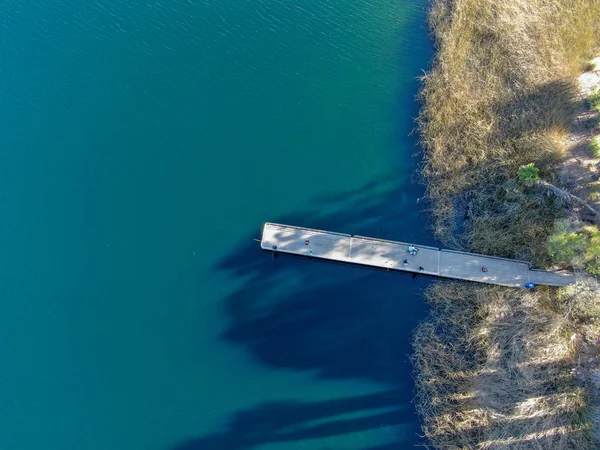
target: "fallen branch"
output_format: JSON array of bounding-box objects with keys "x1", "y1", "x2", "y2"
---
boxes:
[{"x1": 538, "y1": 180, "x2": 597, "y2": 216}]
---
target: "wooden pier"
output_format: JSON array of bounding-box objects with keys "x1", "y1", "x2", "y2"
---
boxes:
[{"x1": 260, "y1": 223, "x2": 576, "y2": 288}]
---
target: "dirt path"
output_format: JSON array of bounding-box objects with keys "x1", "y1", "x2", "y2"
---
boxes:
[
  {"x1": 560, "y1": 63, "x2": 600, "y2": 223},
  {"x1": 559, "y1": 58, "x2": 600, "y2": 441}
]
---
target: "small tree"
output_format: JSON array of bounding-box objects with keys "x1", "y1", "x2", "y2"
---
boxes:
[{"x1": 518, "y1": 163, "x2": 540, "y2": 187}]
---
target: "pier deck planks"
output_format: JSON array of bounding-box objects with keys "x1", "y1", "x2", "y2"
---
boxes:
[{"x1": 260, "y1": 223, "x2": 576, "y2": 288}]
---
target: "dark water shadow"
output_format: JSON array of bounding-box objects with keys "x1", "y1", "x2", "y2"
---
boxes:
[
  {"x1": 171, "y1": 177, "x2": 438, "y2": 450},
  {"x1": 173, "y1": 389, "x2": 419, "y2": 450},
  {"x1": 171, "y1": 3, "x2": 435, "y2": 448}
]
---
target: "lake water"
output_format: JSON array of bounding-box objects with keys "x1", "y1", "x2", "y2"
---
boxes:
[{"x1": 0, "y1": 0, "x2": 432, "y2": 449}]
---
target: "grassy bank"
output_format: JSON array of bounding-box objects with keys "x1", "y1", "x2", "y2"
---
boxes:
[
  {"x1": 413, "y1": 280, "x2": 600, "y2": 448},
  {"x1": 414, "y1": 0, "x2": 600, "y2": 448},
  {"x1": 419, "y1": 0, "x2": 599, "y2": 258}
]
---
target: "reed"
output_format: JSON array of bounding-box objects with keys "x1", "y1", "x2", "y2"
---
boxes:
[
  {"x1": 414, "y1": 0, "x2": 600, "y2": 447},
  {"x1": 419, "y1": 0, "x2": 600, "y2": 250}
]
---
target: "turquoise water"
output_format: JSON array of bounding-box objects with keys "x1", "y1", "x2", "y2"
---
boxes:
[{"x1": 0, "y1": 0, "x2": 431, "y2": 449}]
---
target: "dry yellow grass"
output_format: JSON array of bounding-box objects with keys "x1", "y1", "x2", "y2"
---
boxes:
[
  {"x1": 419, "y1": 0, "x2": 600, "y2": 247},
  {"x1": 412, "y1": 281, "x2": 600, "y2": 449},
  {"x1": 414, "y1": 0, "x2": 600, "y2": 448}
]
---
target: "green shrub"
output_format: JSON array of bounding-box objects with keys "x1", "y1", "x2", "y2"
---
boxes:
[
  {"x1": 548, "y1": 221, "x2": 600, "y2": 276},
  {"x1": 548, "y1": 221, "x2": 588, "y2": 265},
  {"x1": 587, "y1": 259, "x2": 600, "y2": 277},
  {"x1": 590, "y1": 136, "x2": 600, "y2": 158},
  {"x1": 517, "y1": 163, "x2": 540, "y2": 186},
  {"x1": 585, "y1": 227, "x2": 600, "y2": 277}
]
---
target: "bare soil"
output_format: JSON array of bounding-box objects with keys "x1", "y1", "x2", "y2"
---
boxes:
[{"x1": 560, "y1": 69, "x2": 600, "y2": 224}]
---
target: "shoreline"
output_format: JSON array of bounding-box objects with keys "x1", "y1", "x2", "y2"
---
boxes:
[{"x1": 413, "y1": 0, "x2": 600, "y2": 447}]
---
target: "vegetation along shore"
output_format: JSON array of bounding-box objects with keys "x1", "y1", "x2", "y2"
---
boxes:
[{"x1": 413, "y1": 0, "x2": 600, "y2": 448}]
